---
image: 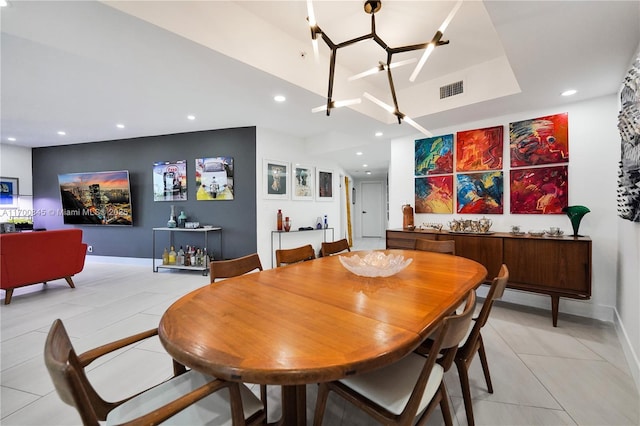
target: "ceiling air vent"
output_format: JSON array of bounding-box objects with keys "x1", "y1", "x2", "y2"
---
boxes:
[{"x1": 440, "y1": 80, "x2": 464, "y2": 99}]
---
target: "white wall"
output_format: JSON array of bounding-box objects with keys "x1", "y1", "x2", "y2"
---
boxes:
[
  {"x1": 0, "y1": 143, "x2": 34, "y2": 221},
  {"x1": 256, "y1": 128, "x2": 347, "y2": 268},
  {"x1": 390, "y1": 95, "x2": 619, "y2": 323},
  {"x1": 618, "y1": 219, "x2": 640, "y2": 390}
]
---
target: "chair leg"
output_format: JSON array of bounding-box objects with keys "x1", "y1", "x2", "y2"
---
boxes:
[
  {"x1": 64, "y1": 276, "x2": 76, "y2": 289},
  {"x1": 312, "y1": 383, "x2": 330, "y2": 426},
  {"x1": 456, "y1": 358, "x2": 475, "y2": 426},
  {"x1": 438, "y1": 382, "x2": 454, "y2": 426},
  {"x1": 477, "y1": 335, "x2": 493, "y2": 393},
  {"x1": 4, "y1": 288, "x2": 13, "y2": 304},
  {"x1": 416, "y1": 385, "x2": 442, "y2": 426}
]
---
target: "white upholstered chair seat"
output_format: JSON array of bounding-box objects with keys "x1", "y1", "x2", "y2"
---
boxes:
[
  {"x1": 339, "y1": 352, "x2": 444, "y2": 417},
  {"x1": 106, "y1": 370, "x2": 263, "y2": 426},
  {"x1": 313, "y1": 291, "x2": 476, "y2": 426}
]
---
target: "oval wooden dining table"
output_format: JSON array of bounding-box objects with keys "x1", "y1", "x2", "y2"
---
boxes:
[{"x1": 159, "y1": 249, "x2": 487, "y2": 426}]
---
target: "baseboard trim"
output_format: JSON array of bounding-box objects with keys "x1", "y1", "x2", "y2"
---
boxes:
[
  {"x1": 85, "y1": 255, "x2": 151, "y2": 267},
  {"x1": 476, "y1": 286, "x2": 614, "y2": 323},
  {"x1": 613, "y1": 307, "x2": 640, "y2": 393}
]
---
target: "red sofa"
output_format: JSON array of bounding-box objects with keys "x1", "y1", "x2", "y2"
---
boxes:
[{"x1": 0, "y1": 229, "x2": 87, "y2": 304}]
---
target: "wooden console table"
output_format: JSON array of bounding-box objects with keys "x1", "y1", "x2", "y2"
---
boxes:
[
  {"x1": 386, "y1": 229, "x2": 592, "y2": 326},
  {"x1": 270, "y1": 227, "x2": 334, "y2": 268}
]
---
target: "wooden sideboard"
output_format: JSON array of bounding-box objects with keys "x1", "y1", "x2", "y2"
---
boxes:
[{"x1": 386, "y1": 229, "x2": 592, "y2": 326}]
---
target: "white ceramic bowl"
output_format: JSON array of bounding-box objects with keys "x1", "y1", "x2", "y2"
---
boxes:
[{"x1": 339, "y1": 251, "x2": 413, "y2": 277}]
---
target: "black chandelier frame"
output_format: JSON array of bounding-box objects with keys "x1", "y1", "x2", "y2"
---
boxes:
[{"x1": 308, "y1": 0, "x2": 451, "y2": 124}]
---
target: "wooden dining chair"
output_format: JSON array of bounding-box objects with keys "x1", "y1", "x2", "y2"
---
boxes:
[
  {"x1": 45, "y1": 319, "x2": 265, "y2": 426},
  {"x1": 320, "y1": 239, "x2": 350, "y2": 257},
  {"x1": 210, "y1": 253, "x2": 263, "y2": 283},
  {"x1": 208, "y1": 253, "x2": 269, "y2": 418},
  {"x1": 414, "y1": 238, "x2": 455, "y2": 255},
  {"x1": 275, "y1": 244, "x2": 315, "y2": 267},
  {"x1": 414, "y1": 264, "x2": 508, "y2": 426},
  {"x1": 453, "y1": 264, "x2": 509, "y2": 426},
  {"x1": 313, "y1": 290, "x2": 476, "y2": 426}
]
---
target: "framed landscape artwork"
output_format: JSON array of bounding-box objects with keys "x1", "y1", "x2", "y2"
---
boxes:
[
  {"x1": 264, "y1": 159, "x2": 288, "y2": 199},
  {"x1": 57, "y1": 170, "x2": 133, "y2": 225},
  {"x1": 317, "y1": 169, "x2": 334, "y2": 201},
  {"x1": 292, "y1": 164, "x2": 314, "y2": 201}
]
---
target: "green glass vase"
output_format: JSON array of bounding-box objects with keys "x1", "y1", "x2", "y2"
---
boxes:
[{"x1": 563, "y1": 205, "x2": 590, "y2": 237}]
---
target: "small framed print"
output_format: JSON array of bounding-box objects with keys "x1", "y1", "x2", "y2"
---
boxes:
[
  {"x1": 0, "y1": 177, "x2": 19, "y2": 208},
  {"x1": 153, "y1": 160, "x2": 187, "y2": 202},
  {"x1": 292, "y1": 164, "x2": 314, "y2": 201},
  {"x1": 316, "y1": 168, "x2": 334, "y2": 201},
  {"x1": 264, "y1": 159, "x2": 289, "y2": 199},
  {"x1": 195, "y1": 157, "x2": 234, "y2": 200}
]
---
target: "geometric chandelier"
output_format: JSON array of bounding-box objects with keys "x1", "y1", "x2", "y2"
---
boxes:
[{"x1": 306, "y1": 0, "x2": 462, "y2": 136}]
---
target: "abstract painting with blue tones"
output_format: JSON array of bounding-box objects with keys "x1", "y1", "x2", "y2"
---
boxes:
[
  {"x1": 415, "y1": 134, "x2": 454, "y2": 175},
  {"x1": 456, "y1": 172, "x2": 503, "y2": 214}
]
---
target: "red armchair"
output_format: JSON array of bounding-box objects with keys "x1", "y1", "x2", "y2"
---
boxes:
[{"x1": 0, "y1": 229, "x2": 87, "y2": 304}]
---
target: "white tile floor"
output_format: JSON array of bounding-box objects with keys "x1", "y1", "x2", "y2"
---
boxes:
[{"x1": 1, "y1": 238, "x2": 638, "y2": 425}]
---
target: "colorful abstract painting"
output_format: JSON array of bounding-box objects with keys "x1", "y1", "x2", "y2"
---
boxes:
[
  {"x1": 510, "y1": 113, "x2": 569, "y2": 167},
  {"x1": 415, "y1": 134, "x2": 453, "y2": 175},
  {"x1": 415, "y1": 175, "x2": 454, "y2": 213},
  {"x1": 456, "y1": 171, "x2": 503, "y2": 214},
  {"x1": 456, "y1": 126, "x2": 503, "y2": 171},
  {"x1": 510, "y1": 166, "x2": 568, "y2": 214}
]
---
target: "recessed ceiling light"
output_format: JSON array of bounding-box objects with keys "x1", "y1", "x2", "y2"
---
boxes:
[
  {"x1": 365, "y1": 171, "x2": 372, "y2": 175},
  {"x1": 363, "y1": 164, "x2": 368, "y2": 168},
  {"x1": 0, "y1": 0, "x2": 9, "y2": 7},
  {"x1": 7, "y1": 137, "x2": 16, "y2": 141},
  {"x1": 356, "y1": 152, "x2": 363, "y2": 156},
  {"x1": 561, "y1": 89, "x2": 577, "y2": 97},
  {"x1": 116, "y1": 123, "x2": 125, "y2": 129},
  {"x1": 274, "y1": 95, "x2": 286, "y2": 102},
  {"x1": 375, "y1": 132, "x2": 383, "y2": 137},
  {"x1": 187, "y1": 115, "x2": 196, "y2": 120},
  {"x1": 57, "y1": 131, "x2": 66, "y2": 136}
]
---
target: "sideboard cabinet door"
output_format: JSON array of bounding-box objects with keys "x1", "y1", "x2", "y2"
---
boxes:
[
  {"x1": 503, "y1": 238, "x2": 591, "y2": 298},
  {"x1": 447, "y1": 235, "x2": 503, "y2": 280}
]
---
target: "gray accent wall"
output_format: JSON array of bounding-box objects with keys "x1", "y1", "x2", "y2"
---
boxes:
[{"x1": 32, "y1": 127, "x2": 257, "y2": 260}]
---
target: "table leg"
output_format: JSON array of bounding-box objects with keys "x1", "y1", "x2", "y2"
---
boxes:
[
  {"x1": 276, "y1": 385, "x2": 306, "y2": 426},
  {"x1": 152, "y1": 230, "x2": 157, "y2": 272},
  {"x1": 551, "y1": 295, "x2": 559, "y2": 327}
]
